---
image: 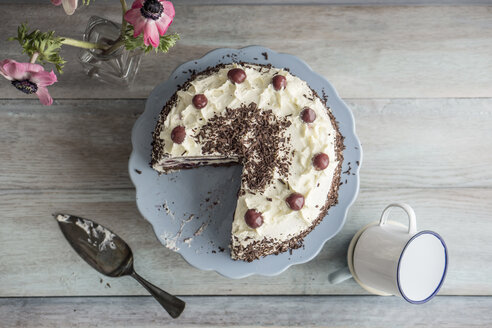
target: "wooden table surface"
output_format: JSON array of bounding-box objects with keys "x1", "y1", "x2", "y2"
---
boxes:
[{"x1": 1, "y1": 1, "x2": 491, "y2": 327}]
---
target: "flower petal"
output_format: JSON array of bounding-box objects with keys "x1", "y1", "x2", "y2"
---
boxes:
[
  {"x1": 36, "y1": 87, "x2": 53, "y2": 106},
  {"x1": 1, "y1": 59, "x2": 46, "y2": 82},
  {"x1": 30, "y1": 70, "x2": 58, "y2": 87},
  {"x1": 124, "y1": 8, "x2": 140, "y2": 22},
  {"x1": 154, "y1": 1, "x2": 175, "y2": 35},
  {"x1": 160, "y1": 1, "x2": 175, "y2": 19},
  {"x1": 28, "y1": 63, "x2": 44, "y2": 73},
  {"x1": 51, "y1": 0, "x2": 63, "y2": 6},
  {"x1": 0, "y1": 71, "x2": 12, "y2": 80},
  {"x1": 1, "y1": 60, "x2": 31, "y2": 81},
  {"x1": 25, "y1": 63, "x2": 44, "y2": 74},
  {"x1": 125, "y1": 8, "x2": 147, "y2": 37},
  {"x1": 134, "y1": 21, "x2": 146, "y2": 38},
  {"x1": 156, "y1": 15, "x2": 173, "y2": 35},
  {"x1": 131, "y1": 0, "x2": 145, "y2": 9},
  {"x1": 61, "y1": 0, "x2": 78, "y2": 15},
  {"x1": 0, "y1": 59, "x2": 14, "y2": 80},
  {"x1": 144, "y1": 21, "x2": 160, "y2": 48}
]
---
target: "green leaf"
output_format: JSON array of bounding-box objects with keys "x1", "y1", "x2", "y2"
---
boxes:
[
  {"x1": 9, "y1": 23, "x2": 65, "y2": 73},
  {"x1": 123, "y1": 25, "x2": 180, "y2": 54}
]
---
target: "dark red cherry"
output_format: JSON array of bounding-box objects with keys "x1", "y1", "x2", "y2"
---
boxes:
[
  {"x1": 286, "y1": 193, "x2": 305, "y2": 211},
  {"x1": 301, "y1": 107, "x2": 316, "y2": 123},
  {"x1": 227, "y1": 68, "x2": 246, "y2": 84},
  {"x1": 244, "y1": 209, "x2": 263, "y2": 228},
  {"x1": 313, "y1": 153, "x2": 330, "y2": 170},
  {"x1": 192, "y1": 94, "x2": 208, "y2": 109},
  {"x1": 272, "y1": 75, "x2": 287, "y2": 90},
  {"x1": 171, "y1": 126, "x2": 186, "y2": 144}
]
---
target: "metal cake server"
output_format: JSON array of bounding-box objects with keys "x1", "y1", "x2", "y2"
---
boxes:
[{"x1": 54, "y1": 213, "x2": 185, "y2": 318}]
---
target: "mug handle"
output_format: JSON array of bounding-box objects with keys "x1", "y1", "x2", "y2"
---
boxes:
[
  {"x1": 328, "y1": 266, "x2": 352, "y2": 284},
  {"x1": 379, "y1": 203, "x2": 417, "y2": 235}
]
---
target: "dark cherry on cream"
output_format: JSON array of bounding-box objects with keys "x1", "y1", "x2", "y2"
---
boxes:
[
  {"x1": 192, "y1": 94, "x2": 208, "y2": 109},
  {"x1": 228, "y1": 68, "x2": 247, "y2": 84},
  {"x1": 286, "y1": 193, "x2": 305, "y2": 211},
  {"x1": 171, "y1": 126, "x2": 186, "y2": 144},
  {"x1": 244, "y1": 209, "x2": 263, "y2": 228},
  {"x1": 272, "y1": 75, "x2": 287, "y2": 90},
  {"x1": 313, "y1": 153, "x2": 329, "y2": 170},
  {"x1": 301, "y1": 107, "x2": 316, "y2": 123}
]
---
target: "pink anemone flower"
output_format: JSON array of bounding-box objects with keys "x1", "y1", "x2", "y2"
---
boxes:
[
  {"x1": 51, "y1": 0, "x2": 78, "y2": 15},
  {"x1": 124, "y1": 0, "x2": 175, "y2": 48},
  {"x1": 0, "y1": 59, "x2": 57, "y2": 106}
]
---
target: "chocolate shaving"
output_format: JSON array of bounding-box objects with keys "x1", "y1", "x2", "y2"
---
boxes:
[{"x1": 195, "y1": 103, "x2": 291, "y2": 192}]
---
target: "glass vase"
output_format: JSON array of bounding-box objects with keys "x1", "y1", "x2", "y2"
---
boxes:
[{"x1": 79, "y1": 16, "x2": 142, "y2": 86}]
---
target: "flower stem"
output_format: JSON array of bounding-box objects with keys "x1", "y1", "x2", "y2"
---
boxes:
[
  {"x1": 103, "y1": 39, "x2": 125, "y2": 55},
  {"x1": 96, "y1": 0, "x2": 128, "y2": 56},
  {"x1": 60, "y1": 37, "x2": 107, "y2": 50},
  {"x1": 30, "y1": 52, "x2": 39, "y2": 64},
  {"x1": 120, "y1": 0, "x2": 128, "y2": 35}
]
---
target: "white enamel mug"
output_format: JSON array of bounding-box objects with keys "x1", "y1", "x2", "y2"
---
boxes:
[{"x1": 353, "y1": 203, "x2": 448, "y2": 304}]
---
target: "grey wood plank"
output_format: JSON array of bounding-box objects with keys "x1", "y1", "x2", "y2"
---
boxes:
[
  {"x1": 1, "y1": 296, "x2": 491, "y2": 327},
  {"x1": 0, "y1": 188, "x2": 490, "y2": 297},
  {"x1": 0, "y1": 99, "x2": 141, "y2": 190},
  {"x1": 1, "y1": 4, "x2": 491, "y2": 98},
  {"x1": 1, "y1": 98, "x2": 491, "y2": 190}
]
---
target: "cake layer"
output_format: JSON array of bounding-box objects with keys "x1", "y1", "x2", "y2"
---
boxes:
[{"x1": 153, "y1": 156, "x2": 236, "y2": 171}]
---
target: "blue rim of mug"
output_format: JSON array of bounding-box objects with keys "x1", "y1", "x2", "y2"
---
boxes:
[{"x1": 396, "y1": 230, "x2": 448, "y2": 304}]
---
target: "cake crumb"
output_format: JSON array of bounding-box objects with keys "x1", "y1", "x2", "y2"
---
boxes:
[
  {"x1": 194, "y1": 221, "x2": 209, "y2": 236},
  {"x1": 183, "y1": 237, "x2": 193, "y2": 247}
]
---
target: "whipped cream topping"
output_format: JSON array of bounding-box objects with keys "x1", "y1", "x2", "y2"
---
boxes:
[{"x1": 153, "y1": 63, "x2": 341, "y2": 259}]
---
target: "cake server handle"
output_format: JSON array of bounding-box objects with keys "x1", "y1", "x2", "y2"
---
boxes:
[{"x1": 131, "y1": 270, "x2": 186, "y2": 318}]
